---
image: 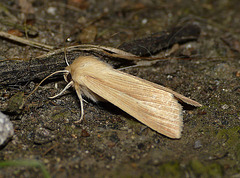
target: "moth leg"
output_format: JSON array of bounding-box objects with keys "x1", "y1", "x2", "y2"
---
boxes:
[
  {"x1": 49, "y1": 81, "x2": 73, "y2": 99},
  {"x1": 74, "y1": 85, "x2": 84, "y2": 123},
  {"x1": 64, "y1": 47, "x2": 70, "y2": 66}
]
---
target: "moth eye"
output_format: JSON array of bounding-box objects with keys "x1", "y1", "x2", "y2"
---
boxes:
[{"x1": 66, "y1": 73, "x2": 72, "y2": 83}]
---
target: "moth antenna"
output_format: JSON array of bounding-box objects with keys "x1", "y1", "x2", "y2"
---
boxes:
[
  {"x1": 64, "y1": 47, "x2": 69, "y2": 66},
  {"x1": 118, "y1": 59, "x2": 164, "y2": 70},
  {"x1": 49, "y1": 81, "x2": 73, "y2": 99},
  {"x1": 26, "y1": 70, "x2": 69, "y2": 99},
  {"x1": 74, "y1": 85, "x2": 84, "y2": 123},
  {"x1": 118, "y1": 65, "x2": 139, "y2": 70}
]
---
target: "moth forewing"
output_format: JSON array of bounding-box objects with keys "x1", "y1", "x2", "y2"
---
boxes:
[
  {"x1": 83, "y1": 75, "x2": 183, "y2": 138},
  {"x1": 66, "y1": 56, "x2": 189, "y2": 138}
]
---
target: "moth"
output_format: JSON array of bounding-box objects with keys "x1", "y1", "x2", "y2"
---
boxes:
[{"x1": 30, "y1": 55, "x2": 201, "y2": 139}]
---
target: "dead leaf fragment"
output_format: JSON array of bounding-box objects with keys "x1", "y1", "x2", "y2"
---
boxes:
[
  {"x1": 78, "y1": 25, "x2": 97, "y2": 43},
  {"x1": 68, "y1": 0, "x2": 89, "y2": 10},
  {"x1": 7, "y1": 29, "x2": 24, "y2": 37}
]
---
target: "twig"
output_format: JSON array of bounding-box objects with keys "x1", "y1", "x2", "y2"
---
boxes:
[
  {"x1": 35, "y1": 44, "x2": 138, "y2": 60},
  {"x1": 0, "y1": 31, "x2": 55, "y2": 50}
]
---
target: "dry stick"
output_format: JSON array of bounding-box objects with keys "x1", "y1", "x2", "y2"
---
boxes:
[
  {"x1": 35, "y1": 44, "x2": 169, "y2": 62},
  {"x1": 0, "y1": 31, "x2": 55, "y2": 51},
  {"x1": 35, "y1": 44, "x2": 138, "y2": 60},
  {"x1": 0, "y1": 30, "x2": 140, "y2": 60},
  {"x1": 42, "y1": 143, "x2": 59, "y2": 156},
  {"x1": 0, "y1": 30, "x2": 164, "y2": 62}
]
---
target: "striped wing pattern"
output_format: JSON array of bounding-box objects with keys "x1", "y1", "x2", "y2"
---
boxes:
[{"x1": 80, "y1": 69, "x2": 183, "y2": 138}]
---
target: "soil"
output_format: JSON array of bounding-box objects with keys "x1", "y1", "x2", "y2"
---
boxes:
[{"x1": 0, "y1": 0, "x2": 240, "y2": 177}]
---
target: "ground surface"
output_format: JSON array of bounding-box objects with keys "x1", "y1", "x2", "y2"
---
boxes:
[{"x1": 0, "y1": 0, "x2": 240, "y2": 177}]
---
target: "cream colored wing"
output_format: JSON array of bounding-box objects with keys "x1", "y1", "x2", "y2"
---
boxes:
[
  {"x1": 117, "y1": 71, "x2": 202, "y2": 107},
  {"x1": 80, "y1": 69, "x2": 183, "y2": 138}
]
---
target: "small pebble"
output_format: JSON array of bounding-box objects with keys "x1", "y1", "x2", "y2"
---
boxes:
[
  {"x1": 47, "y1": 7, "x2": 57, "y2": 15},
  {"x1": 222, "y1": 104, "x2": 229, "y2": 110},
  {"x1": 142, "y1": 18, "x2": 148, "y2": 24},
  {"x1": 34, "y1": 127, "x2": 55, "y2": 144},
  {"x1": 194, "y1": 140, "x2": 202, "y2": 149}
]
